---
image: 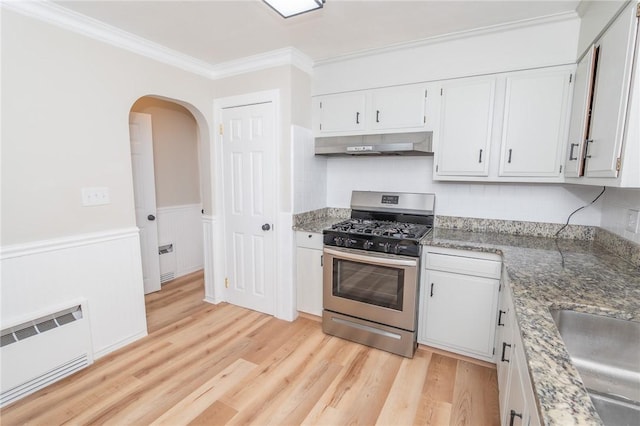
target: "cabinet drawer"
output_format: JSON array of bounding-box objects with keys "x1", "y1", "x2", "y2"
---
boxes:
[
  {"x1": 426, "y1": 252, "x2": 501, "y2": 279},
  {"x1": 296, "y1": 231, "x2": 323, "y2": 250}
]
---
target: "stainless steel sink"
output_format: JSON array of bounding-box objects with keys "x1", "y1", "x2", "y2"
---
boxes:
[{"x1": 550, "y1": 309, "x2": 640, "y2": 426}]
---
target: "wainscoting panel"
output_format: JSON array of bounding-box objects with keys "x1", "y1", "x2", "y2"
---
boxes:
[
  {"x1": 0, "y1": 228, "x2": 147, "y2": 360},
  {"x1": 157, "y1": 204, "x2": 204, "y2": 280}
]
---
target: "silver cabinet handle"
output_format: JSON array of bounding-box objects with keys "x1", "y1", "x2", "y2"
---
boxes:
[
  {"x1": 585, "y1": 139, "x2": 594, "y2": 159},
  {"x1": 569, "y1": 143, "x2": 579, "y2": 161},
  {"x1": 478, "y1": 149, "x2": 483, "y2": 163},
  {"x1": 356, "y1": 111, "x2": 360, "y2": 124},
  {"x1": 508, "y1": 149, "x2": 513, "y2": 164}
]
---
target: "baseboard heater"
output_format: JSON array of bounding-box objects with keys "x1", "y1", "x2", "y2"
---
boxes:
[{"x1": 0, "y1": 300, "x2": 93, "y2": 407}]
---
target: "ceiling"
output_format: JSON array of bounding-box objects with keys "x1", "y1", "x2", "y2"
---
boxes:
[{"x1": 54, "y1": 0, "x2": 582, "y2": 66}]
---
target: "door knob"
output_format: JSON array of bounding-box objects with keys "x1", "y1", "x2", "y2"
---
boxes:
[
  {"x1": 262, "y1": 223, "x2": 271, "y2": 231},
  {"x1": 147, "y1": 214, "x2": 156, "y2": 221}
]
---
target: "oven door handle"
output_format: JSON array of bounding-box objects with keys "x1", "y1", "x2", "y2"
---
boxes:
[{"x1": 323, "y1": 247, "x2": 418, "y2": 267}]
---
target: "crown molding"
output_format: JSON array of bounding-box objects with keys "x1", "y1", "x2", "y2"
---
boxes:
[
  {"x1": 315, "y1": 11, "x2": 580, "y2": 66},
  {"x1": 1, "y1": 0, "x2": 314, "y2": 80},
  {"x1": 211, "y1": 47, "x2": 314, "y2": 79}
]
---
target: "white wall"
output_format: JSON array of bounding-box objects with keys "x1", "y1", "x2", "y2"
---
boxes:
[
  {"x1": 326, "y1": 156, "x2": 604, "y2": 226},
  {"x1": 313, "y1": 16, "x2": 580, "y2": 95},
  {"x1": 600, "y1": 187, "x2": 640, "y2": 243},
  {"x1": 1, "y1": 10, "x2": 214, "y2": 245},
  {"x1": 292, "y1": 125, "x2": 326, "y2": 214},
  {"x1": 1, "y1": 9, "x2": 214, "y2": 358}
]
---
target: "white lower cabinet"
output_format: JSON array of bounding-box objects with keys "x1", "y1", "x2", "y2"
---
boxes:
[
  {"x1": 295, "y1": 231, "x2": 323, "y2": 316},
  {"x1": 419, "y1": 247, "x2": 501, "y2": 362},
  {"x1": 497, "y1": 281, "x2": 541, "y2": 426}
]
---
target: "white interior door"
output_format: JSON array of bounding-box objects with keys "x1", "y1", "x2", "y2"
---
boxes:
[
  {"x1": 221, "y1": 102, "x2": 276, "y2": 315},
  {"x1": 129, "y1": 112, "x2": 161, "y2": 294}
]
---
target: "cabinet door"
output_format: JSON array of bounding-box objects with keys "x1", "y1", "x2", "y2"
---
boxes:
[
  {"x1": 503, "y1": 344, "x2": 527, "y2": 426},
  {"x1": 370, "y1": 85, "x2": 427, "y2": 131},
  {"x1": 565, "y1": 47, "x2": 597, "y2": 178},
  {"x1": 316, "y1": 92, "x2": 367, "y2": 134},
  {"x1": 296, "y1": 247, "x2": 323, "y2": 316},
  {"x1": 422, "y1": 269, "x2": 499, "y2": 357},
  {"x1": 496, "y1": 284, "x2": 515, "y2": 414},
  {"x1": 499, "y1": 68, "x2": 572, "y2": 177},
  {"x1": 585, "y1": 5, "x2": 638, "y2": 178},
  {"x1": 435, "y1": 78, "x2": 495, "y2": 176}
]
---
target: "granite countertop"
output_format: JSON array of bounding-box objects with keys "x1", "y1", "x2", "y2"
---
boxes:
[
  {"x1": 293, "y1": 212, "x2": 640, "y2": 424},
  {"x1": 424, "y1": 228, "x2": 640, "y2": 426}
]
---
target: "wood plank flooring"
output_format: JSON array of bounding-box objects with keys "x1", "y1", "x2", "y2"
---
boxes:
[{"x1": 1, "y1": 270, "x2": 499, "y2": 425}]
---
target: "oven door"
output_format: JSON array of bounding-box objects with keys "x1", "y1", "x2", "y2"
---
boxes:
[{"x1": 323, "y1": 246, "x2": 419, "y2": 331}]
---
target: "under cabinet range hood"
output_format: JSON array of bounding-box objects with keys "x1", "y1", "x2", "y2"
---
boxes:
[{"x1": 315, "y1": 131, "x2": 433, "y2": 156}]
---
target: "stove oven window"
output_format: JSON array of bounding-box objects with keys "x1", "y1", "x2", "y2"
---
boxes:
[{"x1": 332, "y1": 259, "x2": 404, "y2": 310}]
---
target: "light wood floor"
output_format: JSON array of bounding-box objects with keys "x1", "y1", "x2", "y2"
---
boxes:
[{"x1": 1, "y1": 270, "x2": 499, "y2": 425}]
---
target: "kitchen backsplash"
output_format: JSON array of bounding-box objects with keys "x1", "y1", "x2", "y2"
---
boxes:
[
  {"x1": 293, "y1": 209, "x2": 639, "y2": 268},
  {"x1": 434, "y1": 216, "x2": 596, "y2": 240}
]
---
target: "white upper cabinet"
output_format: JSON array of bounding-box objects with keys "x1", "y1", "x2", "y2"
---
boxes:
[
  {"x1": 370, "y1": 85, "x2": 428, "y2": 131},
  {"x1": 315, "y1": 92, "x2": 367, "y2": 134},
  {"x1": 565, "y1": 46, "x2": 597, "y2": 178},
  {"x1": 434, "y1": 77, "x2": 496, "y2": 177},
  {"x1": 433, "y1": 65, "x2": 573, "y2": 182},
  {"x1": 499, "y1": 68, "x2": 572, "y2": 177},
  {"x1": 313, "y1": 83, "x2": 429, "y2": 136},
  {"x1": 584, "y1": 4, "x2": 637, "y2": 178},
  {"x1": 565, "y1": 2, "x2": 640, "y2": 187}
]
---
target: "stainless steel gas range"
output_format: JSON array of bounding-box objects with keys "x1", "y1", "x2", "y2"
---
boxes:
[{"x1": 322, "y1": 191, "x2": 435, "y2": 358}]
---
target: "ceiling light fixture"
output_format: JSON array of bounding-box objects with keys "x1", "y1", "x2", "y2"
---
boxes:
[{"x1": 263, "y1": 0, "x2": 325, "y2": 19}]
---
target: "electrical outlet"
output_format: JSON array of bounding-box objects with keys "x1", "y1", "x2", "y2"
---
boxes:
[
  {"x1": 625, "y1": 209, "x2": 639, "y2": 233},
  {"x1": 82, "y1": 187, "x2": 110, "y2": 206}
]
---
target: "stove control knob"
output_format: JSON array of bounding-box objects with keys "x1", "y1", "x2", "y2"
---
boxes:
[
  {"x1": 333, "y1": 236, "x2": 344, "y2": 246},
  {"x1": 383, "y1": 242, "x2": 391, "y2": 253},
  {"x1": 344, "y1": 238, "x2": 352, "y2": 248},
  {"x1": 363, "y1": 240, "x2": 374, "y2": 249}
]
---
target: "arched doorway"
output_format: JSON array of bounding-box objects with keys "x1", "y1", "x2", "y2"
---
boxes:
[{"x1": 129, "y1": 95, "x2": 211, "y2": 330}]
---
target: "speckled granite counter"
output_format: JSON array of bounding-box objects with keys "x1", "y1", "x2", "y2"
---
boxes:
[
  {"x1": 424, "y1": 228, "x2": 640, "y2": 426},
  {"x1": 292, "y1": 208, "x2": 350, "y2": 233}
]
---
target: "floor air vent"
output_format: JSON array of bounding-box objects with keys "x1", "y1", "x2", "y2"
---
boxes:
[{"x1": 1, "y1": 301, "x2": 93, "y2": 407}]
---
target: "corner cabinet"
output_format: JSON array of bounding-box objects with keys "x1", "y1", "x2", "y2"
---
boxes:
[
  {"x1": 496, "y1": 279, "x2": 541, "y2": 426},
  {"x1": 565, "y1": 2, "x2": 640, "y2": 187},
  {"x1": 419, "y1": 247, "x2": 501, "y2": 362},
  {"x1": 433, "y1": 65, "x2": 574, "y2": 183},
  {"x1": 295, "y1": 231, "x2": 324, "y2": 316},
  {"x1": 312, "y1": 83, "x2": 432, "y2": 136}
]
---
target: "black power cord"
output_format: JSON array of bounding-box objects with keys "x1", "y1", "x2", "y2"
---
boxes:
[{"x1": 555, "y1": 186, "x2": 606, "y2": 268}]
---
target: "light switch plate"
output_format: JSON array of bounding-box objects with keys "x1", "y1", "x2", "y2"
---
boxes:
[
  {"x1": 82, "y1": 187, "x2": 110, "y2": 206},
  {"x1": 625, "y1": 209, "x2": 639, "y2": 233}
]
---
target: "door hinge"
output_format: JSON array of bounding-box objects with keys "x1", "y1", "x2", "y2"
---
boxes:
[
  {"x1": 569, "y1": 74, "x2": 573, "y2": 84},
  {"x1": 225, "y1": 277, "x2": 229, "y2": 288},
  {"x1": 219, "y1": 124, "x2": 224, "y2": 135},
  {"x1": 616, "y1": 157, "x2": 622, "y2": 171}
]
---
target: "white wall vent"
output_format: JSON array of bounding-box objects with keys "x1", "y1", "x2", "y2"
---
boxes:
[
  {"x1": 159, "y1": 243, "x2": 176, "y2": 283},
  {"x1": 1, "y1": 300, "x2": 93, "y2": 407}
]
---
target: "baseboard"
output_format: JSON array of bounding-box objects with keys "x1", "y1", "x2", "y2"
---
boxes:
[{"x1": 93, "y1": 330, "x2": 148, "y2": 359}]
